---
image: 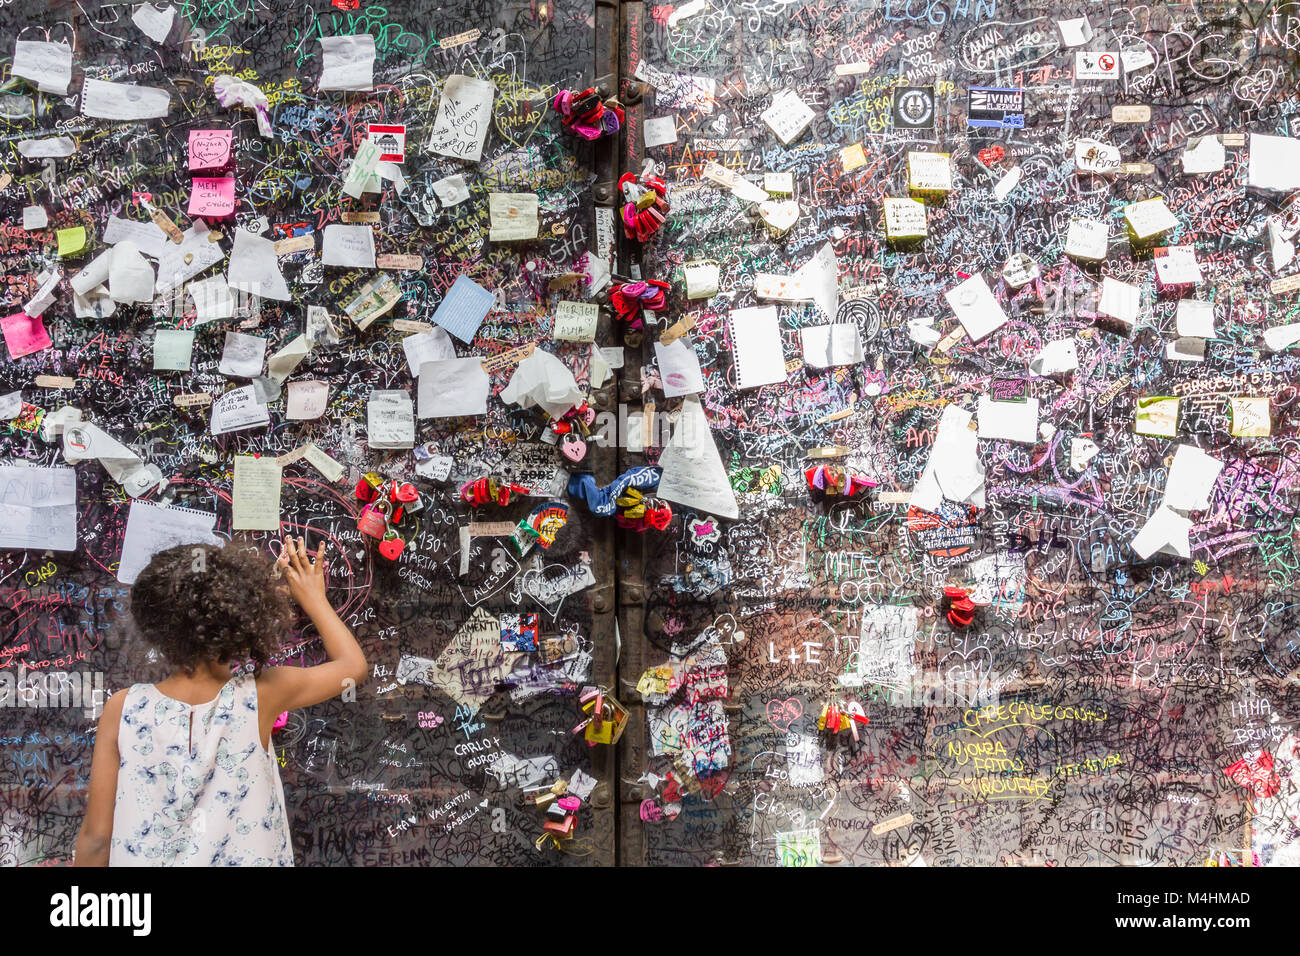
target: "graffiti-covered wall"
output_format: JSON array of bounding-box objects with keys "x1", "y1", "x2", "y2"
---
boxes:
[
  {"x1": 618, "y1": 0, "x2": 1300, "y2": 866},
  {"x1": 0, "y1": 0, "x2": 620, "y2": 867}
]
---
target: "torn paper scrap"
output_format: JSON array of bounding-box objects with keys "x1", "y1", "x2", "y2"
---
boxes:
[
  {"x1": 1163, "y1": 444, "x2": 1223, "y2": 512},
  {"x1": 1029, "y1": 339, "x2": 1078, "y2": 376},
  {"x1": 1131, "y1": 505, "x2": 1192, "y2": 560},
  {"x1": 11, "y1": 40, "x2": 72, "y2": 95},
  {"x1": 656, "y1": 396, "x2": 740, "y2": 520},
  {"x1": 911, "y1": 403, "x2": 985, "y2": 513}
]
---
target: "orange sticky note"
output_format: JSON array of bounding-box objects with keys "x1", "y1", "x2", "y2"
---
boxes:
[
  {"x1": 2, "y1": 312, "x2": 52, "y2": 359},
  {"x1": 188, "y1": 176, "x2": 236, "y2": 217}
]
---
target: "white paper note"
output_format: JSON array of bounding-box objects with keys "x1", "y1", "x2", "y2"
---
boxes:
[
  {"x1": 318, "y1": 35, "x2": 376, "y2": 91},
  {"x1": 1249, "y1": 133, "x2": 1300, "y2": 192},
  {"x1": 644, "y1": 116, "x2": 679, "y2": 148},
  {"x1": 81, "y1": 79, "x2": 171, "y2": 120},
  {"x1": 12, "y1": 40, "x2": 72, "y2": 95},
  {"x1": 322, "y1": 224, "x2": 376, "y2": 268},
  {"x1": 117, "y1": 500, "x2": 218, "y2": 585},
  {"x1": 800, "y1": 324, "x2": 863, "y2": 368},
  {"x1": 188, "y1": 275, "x2": 236, "y2": 324},
  {"x1": 417, "y1": 358, "x2": 489, "y2": 418},
  {"x1": 1132, "y1": 505, "x2": 1192, "y2": 560},
  {"x1": 1163, "y1": 444, "x2": 1223, "y2": 511},
  {"x1": 1029, "y1": 339, "x2": 1078, "y2": 376},
  {"x1": 428, "y1": 75, "x2": 495, "y2": 161},
  {"x1": 218, "y1": 331, "x2": 268, "y2": 378},
  {"x1": 1182, "y1": 135, "x2": 1225, "y2": 174},
  {"x1": 977, "y1": 396, "x2": 1040, "y2": 443},
  {"x1": 108, "y1": 241, "x2": 156, "y2": 304},
  {"x1": 232, "y1": 455, "x2": 282, "y2": 531},
  {"x1": 655, "y1": 338, "x2": 705, "y2": 397},
  {"x1": 0, "y1": 465, "x2": 76, "y2": 551},
  {"x1": 367, "y1": 390, "x2": 415, "y2": 448},
  {"x1": 286, "y1": 380, "x2": 330, "y2": 420},
  {"x1": 228, "y1": 228, "x2": 291, "y2": 301},
  {"x1": 655, "y1": 397, "x2": 739, "y2": 519},
  {"x1": 729, "y1": 306, "x2": 786, "y2": 389},
  {"x1": 499, "y1": 349, "x2": 585, "y2": 418},
  {"x1": 402, "y1": 327, "x2": 456, "y2": 376},
  {"x1": 132, "y1": 3, "x2": 176, "y2": 43},
  {"x1": 210, "y1": 385, "x2": 270, "y2": 436},
  {"x1": 944, "y1": 273, "x2": 1008, "y2": 341},
  {"x1": 1176, "y1": 299, "x2": 1216, "y2": 338}
]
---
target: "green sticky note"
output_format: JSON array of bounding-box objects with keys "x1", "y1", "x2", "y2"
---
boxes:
[
  {"x1": 153, "y1": 329, "x2": 196, "y2": 372},
  {"x1": 56, "y1": 226, "x2": 86, "y2": 257}
]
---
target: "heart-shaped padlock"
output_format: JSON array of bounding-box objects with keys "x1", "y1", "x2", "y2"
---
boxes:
[
  {"x1": 393, "y1": 482, "x2": 418, "y2": 503},
  {"x1": 357, "y1": 505, "x2": 388, "y2": 539},
  {"x1": 378, "y1": 534, "x2": 406, "y2": 560},
  {"x1": 560, "y1": 432, "x2": 588, "y2": 463}
]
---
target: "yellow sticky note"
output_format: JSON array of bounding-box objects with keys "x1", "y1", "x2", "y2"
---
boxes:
[
  {"x1": 841, "y1": 142, "x2": 866, "y2": 172},
  {"x1": 56, "y1": 226, "x2": 86, "y2": 257}
]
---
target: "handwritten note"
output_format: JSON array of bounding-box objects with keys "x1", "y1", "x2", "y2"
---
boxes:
[
  {"x1": 188, "y1": 177, "x2": 236, "y2": 217},
  {"x1": 428, "y1": 75, "x2": 495, "y2": 161},
  {"x1": 553, "y1": 301, "x2": 599, "y2": 342},
  {"x1": 231, "y1": 455, "x2": 282, "y2": 531}
]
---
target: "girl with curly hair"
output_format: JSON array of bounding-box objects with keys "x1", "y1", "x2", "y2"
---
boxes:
[{"x1": 73, "y1": 536, "x2": 366, "y2": 866}]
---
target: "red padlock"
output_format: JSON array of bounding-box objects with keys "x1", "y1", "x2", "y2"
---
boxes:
[
  {"x1": 357, "y1": 504, "x2": 388, "y2": 540},
  {"x1": 393, "y1": 482, "x2": 419, "y2": 503},
  {"x1": 378, "y1": 534, "x2": 406, "y2": 560},
  {"x1": 355, "y1": 477, "x2": 379, "y2": 503}
]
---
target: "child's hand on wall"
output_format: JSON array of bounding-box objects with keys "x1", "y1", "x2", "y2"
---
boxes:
[{"x1": 277, "y1": 536, "x2": 330, "y2": 612}]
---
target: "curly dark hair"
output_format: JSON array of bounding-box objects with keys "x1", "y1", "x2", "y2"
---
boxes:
[{"x1": 130, "y1": 542, "x2": 292, "y2": 676}]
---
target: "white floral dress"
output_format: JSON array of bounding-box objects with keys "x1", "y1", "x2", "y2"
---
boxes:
[{"x1": 109, "y1": 673, "x2": 293, "y2": 866}]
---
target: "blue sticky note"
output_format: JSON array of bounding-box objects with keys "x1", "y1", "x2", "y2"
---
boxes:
[{"x1": 431, "y1": 274, "x2": 494, "y2": 344}]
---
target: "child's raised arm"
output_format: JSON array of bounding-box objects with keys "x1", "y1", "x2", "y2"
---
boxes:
[
  {"x1": 74, "y1": 689, "x2": 127, "y2": 866},
  {"x1": 257, "y1": 537, "x2": 367, "y2": 722}
]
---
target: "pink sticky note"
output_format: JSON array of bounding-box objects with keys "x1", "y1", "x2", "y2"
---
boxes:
[
  {"x1": 188, "y1": 129, "x2": 233, "y2": 171},
  {"x1": 2, "y1": 312, "x2": 52, "y2": 359},
  {"x1": 188, "y1": 176, "x2": 236, "y2": 217}
]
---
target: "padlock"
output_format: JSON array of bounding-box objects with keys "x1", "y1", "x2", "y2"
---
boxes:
[
  {"x1": 560, "y1": 431, "x2": 588, "y2": 463},
  {"x1": 377, "y1": 532, "x2": 406, "y2": 560},
  {"x1": 355, "y1": 476, "x2": 379, "y2": 502},
  {"x1": 393, "y1": 482, "x2": 419, "y2": 503},
  {"x1": 356, "y1": 504, "x2": 388, "y2": 539}
]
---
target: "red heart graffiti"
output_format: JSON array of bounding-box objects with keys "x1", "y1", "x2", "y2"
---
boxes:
[{"x1": 766, "y1": 697, "x2": 803, "y2": 731}]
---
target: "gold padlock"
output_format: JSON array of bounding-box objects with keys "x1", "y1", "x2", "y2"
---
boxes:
[{"x1": 635, "y1": 189, "x2": 658, "y2": 212}]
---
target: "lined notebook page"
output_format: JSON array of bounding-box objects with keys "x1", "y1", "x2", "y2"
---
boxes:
[{"x1": 729, "y1": 305, "x2": 787, "y2": 389}]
